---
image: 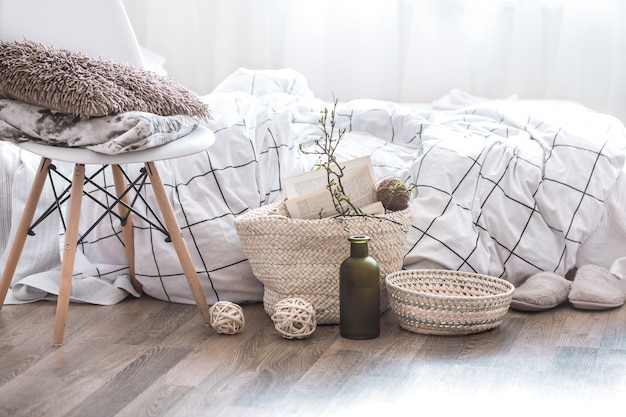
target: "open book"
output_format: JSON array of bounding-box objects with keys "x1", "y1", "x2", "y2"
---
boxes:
[{"x1": 284, "y1": 156, "x2": 383, "y2": 219}]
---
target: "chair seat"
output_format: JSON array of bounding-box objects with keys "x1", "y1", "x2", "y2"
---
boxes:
[{"x1": 16, "y1": 125, "x2": 215, "y2": 164}]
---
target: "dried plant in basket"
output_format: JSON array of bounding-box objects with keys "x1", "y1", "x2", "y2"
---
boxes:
[{"x1": 299, "y1": 96, "x2": 414, "y2": 219}]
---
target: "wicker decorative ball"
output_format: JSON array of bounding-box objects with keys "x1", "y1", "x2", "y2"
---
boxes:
[
  {"x1": 209, "y1": 301, "x2": 245, "y2": 335},
  {"x1": 271, "y1": 297, "x2": 317, "y2": 339}
]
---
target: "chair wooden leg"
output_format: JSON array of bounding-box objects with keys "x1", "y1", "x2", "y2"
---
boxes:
[
  {"x1": 144, "y1": 161, "x2": 211, "y2": 325},
  {"x1": 0, "y1": 157, "x2": 52, "y2": 308},
  {"x1": 53, "y1": 164, "x2": 85, "y2": 346},
  {"x1": 111, "y1": 164, "x2": 142, "y2": 294}
]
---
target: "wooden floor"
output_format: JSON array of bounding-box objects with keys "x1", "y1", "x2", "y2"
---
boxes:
[{"x1": 1, "y1": 295, "x2": 625, "y2": 417}]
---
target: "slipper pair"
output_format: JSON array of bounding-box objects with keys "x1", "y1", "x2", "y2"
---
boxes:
[{"x1": 511, "y1": 265, "x2": 626, "y2": 312}]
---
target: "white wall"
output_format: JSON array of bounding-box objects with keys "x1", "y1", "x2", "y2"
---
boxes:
[{"x1": 122, "y1": 0, "x2": 626, "y2": 123}]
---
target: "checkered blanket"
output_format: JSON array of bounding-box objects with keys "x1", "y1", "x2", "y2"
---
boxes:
[{"x1": 2, "y1": 68, "x2": 625, "y2": 305}]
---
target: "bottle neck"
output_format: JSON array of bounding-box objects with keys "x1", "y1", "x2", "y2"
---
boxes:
[{"x1": 349, "y1": 235, "x2": 370, "y2": 258}]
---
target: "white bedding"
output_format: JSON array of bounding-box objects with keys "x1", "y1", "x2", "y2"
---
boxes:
[{"x1": 2, "y1": 68, "x2": 625, "y2": 306}]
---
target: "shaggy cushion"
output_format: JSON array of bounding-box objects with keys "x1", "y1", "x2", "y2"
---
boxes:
[{"x1": 0, "y1": 40, "x2": 209, "y2": 119}]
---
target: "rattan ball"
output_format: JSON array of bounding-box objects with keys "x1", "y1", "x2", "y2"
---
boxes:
[
  {"x1": 209, "y1": 301, "x2": 245, "y2": 335},
  {"x1": 271, "y1": 297, "x2": 317, "y2": 339}
]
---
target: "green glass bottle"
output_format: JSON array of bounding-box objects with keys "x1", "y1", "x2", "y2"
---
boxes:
[{"x1": 339, "y1": 235, "x2": 380, "y2": 339}]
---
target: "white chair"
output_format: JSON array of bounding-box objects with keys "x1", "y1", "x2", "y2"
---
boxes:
[{"x1": 0, "y1": 0, "x2": 213, "y2": 345}]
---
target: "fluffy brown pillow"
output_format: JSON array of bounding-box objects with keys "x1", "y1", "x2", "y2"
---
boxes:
[{"x1": 0, "y1": 40, "x2": 210, "y2": 119}]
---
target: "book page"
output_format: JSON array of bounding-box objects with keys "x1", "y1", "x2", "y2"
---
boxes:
[
  {"x1": 284, "y1": 156, "x2": 374, "y2": 200},
  {"x1": 285, "y1": 164, "x2": 378, "y2": 219}
]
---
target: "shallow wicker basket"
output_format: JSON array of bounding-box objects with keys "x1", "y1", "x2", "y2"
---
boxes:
[
  {"x1": 234, "y1": 200, "x2": 413, "y2": 324},
  {"x1": 385, "y1": 269, "x2": 515, "y2": 336}
]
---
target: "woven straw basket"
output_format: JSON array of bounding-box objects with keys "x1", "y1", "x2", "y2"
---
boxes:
[
  {"x1": 385, "y1": 269, "x2": 515, "y2": 336},
  {"x1": 235, "y1": 201, "x2": 413, "y2": 324}
]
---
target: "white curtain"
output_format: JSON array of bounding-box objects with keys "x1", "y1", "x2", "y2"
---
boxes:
[{"x1": 122, "y1": 0, "x2": 626, "y2": 122}]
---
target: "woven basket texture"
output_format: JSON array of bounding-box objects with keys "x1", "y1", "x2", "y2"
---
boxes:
[
  {"x1": 385, "y1": 269, "x2": 515, "y2": 335},
  {"x1": 235, "y1": 201, "x2": 413, "y2": 324}
]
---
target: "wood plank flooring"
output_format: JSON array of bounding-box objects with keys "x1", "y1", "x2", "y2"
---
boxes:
[{"x1": 1, "y1": 295, "x2": 625, "y2": 417}]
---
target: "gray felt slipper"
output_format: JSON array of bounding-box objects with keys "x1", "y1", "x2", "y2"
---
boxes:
[
  {"x1": 569, "y1": 264, "x2": 626, "y2": 310},
  {"x1": 510, "y1": 272, "x2": 572, "y2": 312}
]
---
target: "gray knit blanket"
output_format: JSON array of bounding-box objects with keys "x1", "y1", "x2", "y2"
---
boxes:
[{"x1": 0, "y1": 98, "x2": 199, "y2": 154}]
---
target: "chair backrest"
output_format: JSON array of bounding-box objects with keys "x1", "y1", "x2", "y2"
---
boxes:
[{"x1": 0, "y1": 0, "x2": 144, "y2": 67}]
